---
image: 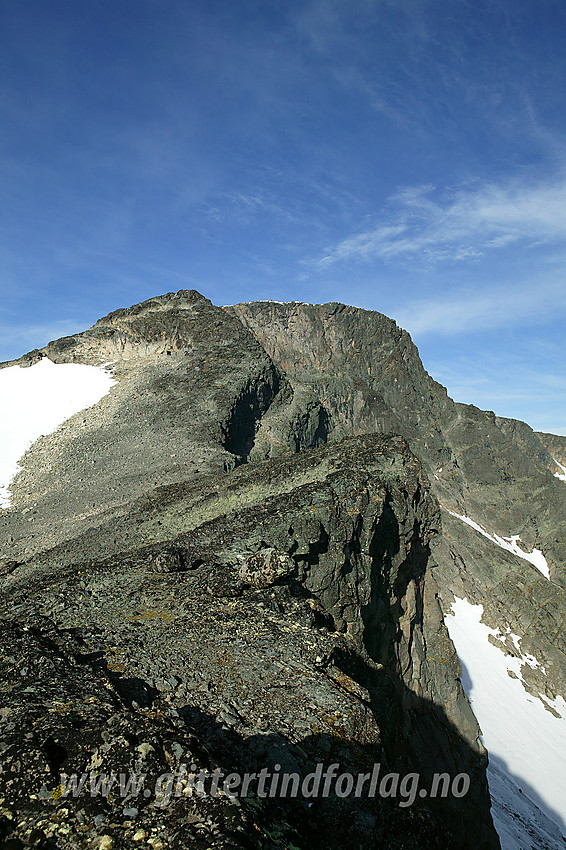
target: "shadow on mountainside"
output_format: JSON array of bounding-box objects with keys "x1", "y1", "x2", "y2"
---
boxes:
[
  {"x1": 457, "y1": 657, "x2": 566, "y2": 841},
  {"x1": 0, "y1": 429, "x2": 508, "y2": 849},
  {"x1": 0, "y1": 613, "x2": 504, "y2": 850}
]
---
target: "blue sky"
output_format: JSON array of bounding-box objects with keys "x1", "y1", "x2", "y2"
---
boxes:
[{"x1": 2, "y1": 0, "x2": 566, "y2": 433}]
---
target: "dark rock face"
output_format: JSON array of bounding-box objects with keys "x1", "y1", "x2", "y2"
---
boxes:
[
  {"x1": 226, "y1": 301, "x2": 566, "y2": 566},
  {"x1": 4, "y1": 288, "x2": 561, "y2": 847},
  {"x1": 226, "y1": 300, "x2": 566, "y2": 703},
  {"x1": 536, "y1": 429, "x2": 566, "y2": 467},
  {"x1": 1, "y1": 431, "x2": 496, "y2": 848}
]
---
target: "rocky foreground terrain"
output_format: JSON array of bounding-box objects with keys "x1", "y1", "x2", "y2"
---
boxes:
[{"x1": 0, "y1": 290, "x2": 564, "y2": 849}]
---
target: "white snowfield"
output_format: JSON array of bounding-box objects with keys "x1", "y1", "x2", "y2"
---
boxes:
[
  {"x1": 445, "y1": 597, "x2": 566, "y2": 850},
  {"x1": 0, "y1": 358, "x2": 116, "y2": 508},
  {"x1": 445, "y1": 507, "x2": 550, "y2": 579},
  {"x1": 552, "y1": 457, "x2": 566, "y2": 481}
]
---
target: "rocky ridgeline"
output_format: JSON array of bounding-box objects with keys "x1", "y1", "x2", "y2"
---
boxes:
[
  {"x1": 226, "y1": 300, "x2": 566, "y2": 702},
  {"x1": 1, "y1": 288, "x2": 564, "y2": 848}
]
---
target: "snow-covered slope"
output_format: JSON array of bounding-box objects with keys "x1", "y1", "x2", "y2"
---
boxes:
[
  {"x1": 444, "y1": 508, "x2": 550, "y2": 579},
  {"x1": 445, "y1": 597, "x2": 566, "y2": 850},
  {"x1": 0, "y1": 358, "x2": 115, "y2": 508}
]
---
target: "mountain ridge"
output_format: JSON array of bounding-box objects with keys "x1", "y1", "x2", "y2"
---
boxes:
[{"x1": 1, "y1": 289, "x2": 564, "y2": 849}]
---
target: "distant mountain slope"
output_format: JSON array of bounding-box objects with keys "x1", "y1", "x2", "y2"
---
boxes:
[
  {"x1": 225, "y1": 299, "x2": 566, "y2": 846},
  {"x1": 536, "y1": 429, "x2": 566, "y2": 469},
  {"x1": 226, "y1": 300, "x2": 565, "y2": 579}
]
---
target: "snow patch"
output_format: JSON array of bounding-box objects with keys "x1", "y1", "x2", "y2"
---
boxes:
[
  {"x1": 445, "y1": 597, "x2": 566, "y2": 849},
  {"x1": 444, "y1": 508, "x2": 550, "y2": 579},
  {"x1": 492, "y1": 627, "x2": 546, "y2": 673},
  {"x1": 0, "y1": 358, "x2": 116, "y2": 508},
  {"x1": 552, "y1": 457, "x2": 566, "y2": 481},
  {"x1": 487, "y1": 760, "x2": 565, "y2": 850}
]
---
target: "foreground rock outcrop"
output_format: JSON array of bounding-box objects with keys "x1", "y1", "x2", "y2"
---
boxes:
[{"x1": 0, "y1": 431, "x2": 496, "y2": 848}]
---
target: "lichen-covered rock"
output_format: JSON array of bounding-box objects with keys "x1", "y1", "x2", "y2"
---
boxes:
[
  {"x1": 1, "y1": 433, "x2": 497, "y2": 849},
  {"x1": 239, "y1": 548, "x2": 295, "y2": 586}
]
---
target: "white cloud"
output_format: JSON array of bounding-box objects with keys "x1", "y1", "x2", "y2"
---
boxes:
[
  {"x1": 392, "y1": 275, "x2": 566, "y2": 336},
  {"x1": 0, "y1": 320, "x2": 84, "y2": 361},
  {"x1": 317, "y1": 177, "x2": 566, "y2": 266},
  {"x1": 412, "y1": 338, "x2": 566, "y2": 432}
]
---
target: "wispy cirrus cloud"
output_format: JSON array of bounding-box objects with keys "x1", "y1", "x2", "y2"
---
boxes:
[
  {"x1": 316, "y1": 177, "x2": 566, "y2": 267},
  {"x1": 392, "y1": 274, "x2": 566, "y2": 337},
  {"x1": 420, "y1": 340, "x2": 566, "y2": 435},
  {"x1": 0, "y1": 321, "x2": 85, "y2": 361}
]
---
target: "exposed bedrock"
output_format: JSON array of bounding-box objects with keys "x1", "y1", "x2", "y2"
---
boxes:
[
  {"x1": 2, "y1": 433, "x2": 498, "y2": 848},
  {"x1": 8, "y1": 288, "x2": 566, "y2": 846},
  {"x1": 225, "y1": 300, "x2": 566, "y2": 713},
  {"x1": 226, "y1": 300, "x2": 566, "y2": 584}
]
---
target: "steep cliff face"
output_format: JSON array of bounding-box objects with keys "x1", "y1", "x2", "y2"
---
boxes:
[
  {"x1": 536, "y1": 430, "x2": 566, "y2": 468},
  {"x1": 225, "y1": 299, "x2": 566, "y2": 846},
  {"x1": 3, "y1": 288, "x2": 563, "y2": 847},
  {"x1": 226, "y1": 300, "x2": 449, "y2": 462},
  {"x1": 226, "y1": 300, "x2": 566, "y2": 704},
  {"x1": 0, "y1": 435, "x2": 495, "y2": 847},
  {"x1": 225, "y1": 301, "x2": 566, "y2": 576}
]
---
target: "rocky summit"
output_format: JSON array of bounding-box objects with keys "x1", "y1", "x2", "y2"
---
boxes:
[{"x1": 0, "y1": 290, "x2": 564, "y2": 850}]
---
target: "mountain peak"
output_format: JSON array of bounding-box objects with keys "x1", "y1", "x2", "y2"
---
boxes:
[
  {"x1": 96, "y1": 288, "x2": 212, "y2": 325},
  {"x1": 1, "y1": 290, "x2": 565, "y2": 849}
]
